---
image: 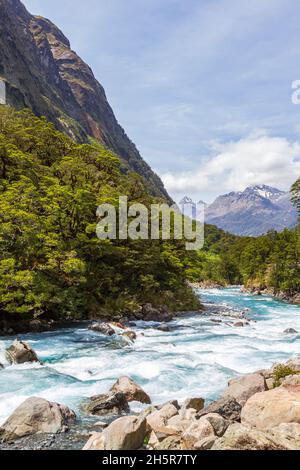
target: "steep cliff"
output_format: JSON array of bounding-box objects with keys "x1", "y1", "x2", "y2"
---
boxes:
[{"x1": 0, "y1": 0, "x2": 170, "y2": 200}]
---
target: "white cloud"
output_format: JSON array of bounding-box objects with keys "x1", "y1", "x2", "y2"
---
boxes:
[{"x1": 162, "y1": 131, "x2": 300, "y2": 202}]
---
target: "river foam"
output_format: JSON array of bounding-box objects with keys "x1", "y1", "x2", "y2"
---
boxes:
[{"x1": 0, "y1": 287, "x2": 299, "y2": 424}]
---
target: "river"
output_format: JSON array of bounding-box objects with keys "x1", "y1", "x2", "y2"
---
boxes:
[{"x1": 0, "y1": 287, "x2": 299, "y2": 427}]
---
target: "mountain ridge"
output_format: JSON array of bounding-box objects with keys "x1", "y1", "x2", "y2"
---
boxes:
[
  {"x1": 0, "y1": 0, "x2": 170, "y2": 201},
  {"x1": 205, "y1": 184, "x2": 298, "y2": 236}
]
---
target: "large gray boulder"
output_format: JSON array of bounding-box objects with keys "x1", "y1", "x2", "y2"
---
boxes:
[
  {"x1": 5, "y1": 340, "x2": 40, "y2": 365},
  {"x1": 197, "y1": 396, "x2": 242, "y2": 422},
  {"x1": 0, "y1": 397, "x2": 76, "y2": 441},
  {"x1": 223, "y1": 373, "x2": 267, "y2": 406},
  {"x1": 88, "y1": 323, "x2": 115, "y2": 336},
  {"x1": 110, "y1": 376, "x2": 151, "y2": 404},
  {"x1": 85, "y1": 392, "x2": 129, "y2": 416},
  {"x1": 83, "y1": 415, "x2": 147, "y2": 450}
]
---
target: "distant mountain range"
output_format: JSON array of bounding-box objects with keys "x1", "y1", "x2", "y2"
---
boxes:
[
  {"x1": 205, "y1": 185, "x2": 298, "y2": 236},
  {"x1": 180, "y1": 185, "x2": 298, "y2": 236}
]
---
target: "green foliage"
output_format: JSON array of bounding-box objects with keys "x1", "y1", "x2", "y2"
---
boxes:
[
  {"x1": 273, "y1": 364, "x2": 298, "y2": 388},
  {"x1": 0, "y1": 107, "x2": 199, "y2": 321}
]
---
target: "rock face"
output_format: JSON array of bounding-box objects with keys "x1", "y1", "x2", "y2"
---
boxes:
[
  {"x1": 83, "y1": 416, "x2": 146, "y2": 450},
  {"x1": 0, "y1": 0, "x2": 170, "y2": 201},
  {"x1": 241, "y1": 385, "x2": 300, "y2": 430},
  {"x1": 0, "y1": 397, "x2": 76, "y2": 441},
  {"x1": 5, "y1": 340, "x2": 40, "y2": 364},
  {"x1": 110, "y1": 376, "x2": 151, "y2": 404},
  {"x1": 85, "y1": 392, "x2": 129, "y2": 416},
  {"x1": 223, "y1": 373, "x2": 267, "y2": 406}
]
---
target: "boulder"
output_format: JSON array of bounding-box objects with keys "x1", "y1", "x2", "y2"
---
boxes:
[
  {"x1": 284, "y1": 328, "x2": 298, "y2": 334},
  {"x1": 110, "y1": 376, "x2": 151, "y2": 404},
  {"x1": 146, "y1": 403, "x2": 178, "y2": 433},
  {"x1": 166, "y1": 414, "x2": 193, "y2": 434},
  {"x1": 88, "y1": 322, "x2": 115, "y2": 336},
  {"x1": 197, "y1": 396, "x2": 242, "y2": 422},
  {"x1": 141, "y1": 304, "x2": 172, "y2": 322},
  {"x1": 223, "y1": 373, "x2": 267, "y2": 406},
  {"x1": 211, "y1": 423, "x2": 286, "y2": 450},
  {"x1": 83, "y1": 415, "x2": 146, "y2": 450},
  {"x1": 241, "y1": 384, "x2": 300, "y2": 430},
  {"x1": 182, "y1": 418, "x2": 215, "y2": 449},
  {"x1": 280, "y1": 375, "x2": 300, "y2": 386},
  {"x1": 85, "y1": 392, "x2": 129, "y2": 416},
  {"x1": 286, "y1": 358, "x2": 300, "y2": 372},
  {"x1": 0, "y1": 397, "x2": 76, "y2": 441},
  {"x1": 194, "y1": 436, "x2": 217, "y2": 450},
  {"x1": 182, "y1": 397, "x2": 205, "y2": 412},
  {"x1": 233, "y1": 322, "x2": 244, "y2": 327},
  {"x1": 121, "y1": 331, "x2": 137, "y2": 342},
  {"x1": 5, "y1": 339, "x2": 40, "y2": 365},
  {"x1": 155, "y1": 435, "x2": 187, "y2": 450},
  {"x1": 203, "y1": 413, "x2": 229, "y2": 437},
  {"x1": 157, "y1": 324, "x2": 171, "y2": 332}
]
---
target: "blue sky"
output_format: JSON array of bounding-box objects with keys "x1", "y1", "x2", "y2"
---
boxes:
[{"x1": 23, "y1": 0, "x2": 300, "y2": 202}]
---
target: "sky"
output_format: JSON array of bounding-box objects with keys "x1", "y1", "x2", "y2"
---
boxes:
[{"x1": 23, "y1": 0, "x2": 300, "y2": 203}]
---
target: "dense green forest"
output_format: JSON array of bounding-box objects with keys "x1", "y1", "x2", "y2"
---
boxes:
[
  {"x1": 0, "y1": 107, "x2": 200, "y2": 322},
  {"x1": 0, "y1": 107, "x2": 299, "y2": 325}
]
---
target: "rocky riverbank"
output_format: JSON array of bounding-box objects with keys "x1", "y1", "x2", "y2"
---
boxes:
[
  {"x1": 1, "y1": 338, "x2": 300, "y2": 450},
  {"x1": 241, "y1": 286, "x2": 300, "y2": 305},
  {"x1": 1, "y1": 345, "x2": 300, "y2": 450}
]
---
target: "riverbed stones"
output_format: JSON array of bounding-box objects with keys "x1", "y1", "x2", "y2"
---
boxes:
[
  {"x1": 223, "y1": 372, "x2": 267, "y2": 406},
  {"x1": 5, "y1": 339, "x2": 40, "y2": 365},
  {"x1": 197, "y1": 396, "x2": 242, "y2": 422},
  {"x1": 88, "y1": 322, "x2": 115, "y2": 336},
  {"x1": 0, "y1": 397, "x2": 76, "y2": 441},
  {"x1": 85, "y1": 392, "x2": 129, "y2": 416},
  {"x1": 110, "y1": 376, "x2": 151, "y2": 404},
  {"x1": 83, "y1": 415, "x2": 147, "y2": 450},
  {"x1": 241, "y1": 385, "x2": 300, "y2": 430}
]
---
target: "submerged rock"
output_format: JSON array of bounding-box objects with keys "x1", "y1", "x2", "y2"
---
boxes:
[
  {"x1": 121, "y1": 331, "x2": 137, "y2": 342},
  {"x1": 284, "y1": 328, "x2": 298, "y2": 335},
  {"x1": 85, "y1": 392, "x2": 129, "y2": 416},
  {"x1": 241, "y1": 384, "x2": 300, "y2": 430},
  {"x1": 88, "y1": 323, "x2": 115, "y2": 336},
  {"x1": 83, "y1": 415, "x2": 147, "y2": 450},
  {"x1": 110, "y1": 376, "x2": 151, "y2": 404},
  {"x1": 0, "y1": 397, "x2": 76, "y2": 441},
  {"x1": 5, "y1": 339, "x2": 40, "y2": 365},
  {"x1": 223, "y1": 372, "x2": 267, "y2": 406}
]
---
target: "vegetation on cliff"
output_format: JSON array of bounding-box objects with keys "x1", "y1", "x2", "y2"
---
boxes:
[{"x1": 0, "y1": 107, "x2": 199, "y2": 322}]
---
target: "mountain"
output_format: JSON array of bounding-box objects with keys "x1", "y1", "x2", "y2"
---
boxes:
[
  {"x1": 205, "y1": 184, "x2": 298, "y2": 236},
  {"x1": 0, "y1": 0, "x2": 170, "y2": 201}
]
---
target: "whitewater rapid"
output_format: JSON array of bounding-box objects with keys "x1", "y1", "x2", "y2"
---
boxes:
[{"x1": 0, "y1": 287, "x2": 299, "y2": 425}]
